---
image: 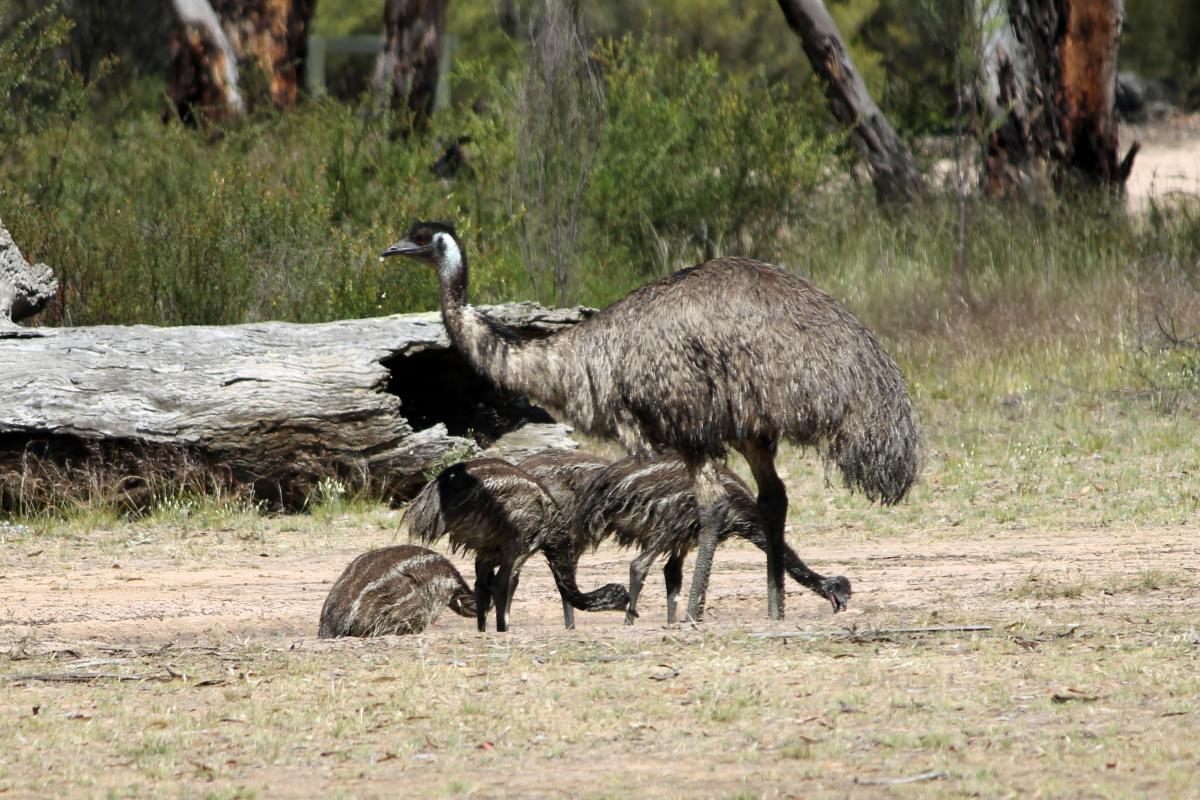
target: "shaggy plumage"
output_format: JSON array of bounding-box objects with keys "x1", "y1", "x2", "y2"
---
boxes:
[
  {"x1": 318, "y1": 545, "x2": 475, "y2": 638},
  {"x1": 402, "y1": 457, "x2": 628, "y2": 632},
  {"x1": 516, "y1": 449, "x2": 617, "y2": 629},
  {"x1": 576, "y1": 455, "x2": 852, "y2": 623},
  {"x1": 382, "y1": 221, "x2": 917, "y2": 622}
]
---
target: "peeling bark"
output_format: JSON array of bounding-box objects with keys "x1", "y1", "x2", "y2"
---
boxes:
[
  {"x1": 168, "y1": 0, "x2": 245, "y2": 123},
  {"x1": 168, "y1": 0, "x2": 315, "y2": 123},
  {"x1": 980, "y1": 0, "x2": 1136, "y2": 197},
  {"x1": 0, "y1": 303, "x2": 588, "y2": 510},
  {"x1": 373, "y1": 0, "x2": 447, "y2": 123},
  {"x1": 776, "y1": 0, "x2": 924, "y2": 203}
]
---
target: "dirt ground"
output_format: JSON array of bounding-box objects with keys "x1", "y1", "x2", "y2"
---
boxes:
[
  {"x1": 1125, "y1": 113, "x2": 1200, "y2": 212},
  {"x1": 2, "y1": 521, "x2": 1198, "y2": 798}
]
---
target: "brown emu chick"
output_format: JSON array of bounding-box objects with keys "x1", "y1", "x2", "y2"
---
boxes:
[
  {"x1": 576, "y1": 456, "x2": 852, "y2": 624},
  {"x1": 517, "y1": 450, "x2": 614, "y2": 629},
  {"x1": 403, "y1": 457, "x2": 629, "y2": 632},
  {"x1": 318, "y1": 545, "x2": 475, "y2": 638}
]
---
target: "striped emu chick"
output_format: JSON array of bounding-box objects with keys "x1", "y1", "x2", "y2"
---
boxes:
[
  {"x1": 576, "y1": 456, "x2": 852, "y2": 624},
  {"x1": 517, "y1": 450, "x2": 616, "y2": 629},
  {"x1": 318, "y1": 545, "x2": 475, "y2": 638},
  {"x1": 403, "y1": 458, "x2": 628, "y2": 632}
]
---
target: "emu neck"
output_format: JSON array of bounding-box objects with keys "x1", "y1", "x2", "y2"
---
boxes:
[{"x1": 435, "y1": 256, "x2": 565, "y2": 414}]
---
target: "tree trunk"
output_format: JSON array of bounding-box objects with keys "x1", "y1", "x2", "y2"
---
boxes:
[
  {"x1": 168, "y1": 0, "x2": 315, "y2": 123},
  {"x1": 775, "y1": 0, "x2": 924, "y2": 203},
  {"x1": 373, "y1": 0, "x2": 447, "y2": 122},
  {"x1": 979, "y1": 0, "x2": 1137, "y2": 197},
  {"x1": 0, "y1": 217, "x2": 57, "y2": 324},
  {"x1": 168, "y1": 0, "x2": 245, "y2": 123},
  {"x1": 0, "y1": 303, "x2": 587, "y2": 511}
]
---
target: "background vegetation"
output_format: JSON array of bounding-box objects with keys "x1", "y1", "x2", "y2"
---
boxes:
[{"x1": 1, "y1": 0, "x2": 1199, "y2": 521}]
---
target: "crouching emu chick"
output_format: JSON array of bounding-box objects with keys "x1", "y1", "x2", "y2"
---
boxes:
[
  {"x1": 576, "y1": 456, "x2": 852, "y2": 624},
  {"x1": 402, "y1": 458, "x2": 629, "y2": 632},
  {"x1": 318, "y1": 545, "x2": 475, "y2": 638}
]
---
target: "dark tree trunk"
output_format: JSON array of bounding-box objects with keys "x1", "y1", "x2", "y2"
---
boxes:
[
  {"x1": 373, "y1": 0, "x2": 447, "y2": 123},
  {"x1": 980, "y1": 0, "x2": 1137, "y2": 197},
  {"x1": 168, "y1": 0, "x2": 315, "y2": 123},
  {"x1": 0, "y1": 304, "x2": 587, "y2": 511},
  {"x1": 775, "y1": 0, "x2": 924, "y2": 203},
  {"x1": 168, "y1": 0, "x2": 245, "y2": 123}
]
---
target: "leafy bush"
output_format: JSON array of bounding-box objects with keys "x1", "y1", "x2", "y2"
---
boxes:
[
  {"x1": 588, "y1": 37, "x2": 835, "y2": 277},
  {"x1": 2, "y1": 94, "x2": 531, "y2": 325},
  {"x1": 0, "y1": 1, "x2": 91, "y2": 148}
]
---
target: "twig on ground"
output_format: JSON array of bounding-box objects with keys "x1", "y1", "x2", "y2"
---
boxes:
[
  {"x1": 750, "y1": 625, "x2": 992, "y2": 641},
  {"x1": 2, "y1": 671, "x2": 164, "y2": 683},
  {"x1": 855, "y1": 770, "x2": 948, "y2": 786}
]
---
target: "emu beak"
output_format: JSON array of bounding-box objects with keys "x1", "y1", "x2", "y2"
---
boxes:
[{"x1": 379, "y1": 238, "x2": 428, "y2": 261}]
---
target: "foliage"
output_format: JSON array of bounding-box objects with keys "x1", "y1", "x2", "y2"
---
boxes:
[
  {"x1": 589, "y1": 36, "x2": 835, "y2": 277},
  {"x1": 0, "y1": 1, "x2": 92, "y2": 148},
  {"x1": 1, "y1": 96, "x2": 526, "y2": 326},
  {"x1": 511, "y1": 0, "x2": 604, "y2": 306},
  {"x1": 1123, "y1": 0, "x2": 1200, "y2": 108}
]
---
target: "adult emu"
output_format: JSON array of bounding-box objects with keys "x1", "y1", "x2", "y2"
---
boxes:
[
  {"x1": 402, "y1": 458, "x2": 629, "y2": 632},
  {"x1": 381, "y1": 221, "x2": 917, "y2": 621},
  {"x1": 318, "y1": 545, "x2": 475, "y2": 638},
  {"x1": 575, "y1": 455, "x2": 852, "y2": 624}
]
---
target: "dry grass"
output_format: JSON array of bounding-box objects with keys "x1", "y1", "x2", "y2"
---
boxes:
[{"x1": 2, "y1": 514, "x2": 1199, "y2": 798}]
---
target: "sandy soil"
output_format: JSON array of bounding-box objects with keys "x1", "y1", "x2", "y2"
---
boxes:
[
  {"x1": 1, "y1": 525, "x2": 1195, "y2": 648},
  {"x1": 2, "y1": 523, "x2": 1198, "y2": 798},
  {"x1": 1125, "y1": 113, "x2": 1200, "y2": 212}
]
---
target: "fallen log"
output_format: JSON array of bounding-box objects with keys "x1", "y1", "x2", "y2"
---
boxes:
[
  {"x1": 0, "y1": 217, "x2": 57, "y2": 324},
  {"x1": 0, "y1": 303, "x2": 588, "y2": 510}
]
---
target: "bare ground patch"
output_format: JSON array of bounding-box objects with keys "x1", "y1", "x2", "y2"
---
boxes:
[{"x1": 2, "y1": 523, "x2": 1198, "y2": 798}]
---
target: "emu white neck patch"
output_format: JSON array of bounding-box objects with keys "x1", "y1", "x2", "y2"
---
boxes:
[{"x1": 435, "y1": 232, "x2": 463, "y2": 279}]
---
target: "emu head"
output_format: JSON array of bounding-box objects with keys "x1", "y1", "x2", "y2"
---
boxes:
[
  {"x1": 820, "y1": 575, "x2": 852, "y2": 613},
  {"x1": 380, "y1": 220, "x2": 463, "y2": 283},
  {"x1": 587, "y1": 582, "x2": 632, "y2": 613}
]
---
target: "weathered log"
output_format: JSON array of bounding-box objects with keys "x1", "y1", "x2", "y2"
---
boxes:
[
  {"x1": 0, "y1": 217, "x2": 57, "y2": 324},
  {"x1": 775, "y1": 0, "x2": 924, "y2": 203},
  {"x1": 0, "y1": 303, "x2": 588, "y2": 510}
]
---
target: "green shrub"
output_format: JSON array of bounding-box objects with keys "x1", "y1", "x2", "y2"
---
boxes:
[
  {"x1": 588, "y1": 37, "x2": 836, "y2": 278},
  {"x1": 1, "y1": 94, "x2": 530, "y2": 325}
]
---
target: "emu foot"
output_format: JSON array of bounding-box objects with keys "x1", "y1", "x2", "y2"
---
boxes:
[{"x1": 822, "y1": 576, "x2": 852, "y2": 613}]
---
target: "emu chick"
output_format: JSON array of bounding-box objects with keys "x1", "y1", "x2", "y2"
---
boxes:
[{"x1": 319, "y1": 545, "x2": 475, "y2": 638}]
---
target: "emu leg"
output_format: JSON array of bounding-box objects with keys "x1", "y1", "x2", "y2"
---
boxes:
[
  {"x1": 626, "y1": 547, "x2": 659, "y2": 626},
  {"x1": 685, "y1": 463, "x2": 725, "y2": 622},
  {"x1": 507, "y1": 573, "x2": 520, "y2": 621},
  {"x1": 685, "y1": 507, "x2": 718, "y2": 622},
  {"x1": 473, "y1": 557, "x2": 495, "y2": 633},
  {"x1": 493, "y1": 563, "x2": 517, "y2": 633},
  {"x1": 561, "y1": 598, "x2": 576, "y2": 630},
  {"x1": 664, "y1": 552, "x2": 684, "y2": 624},
  {"x1": 744, "y1": 439, "x2": 787, "y2": 620}
]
